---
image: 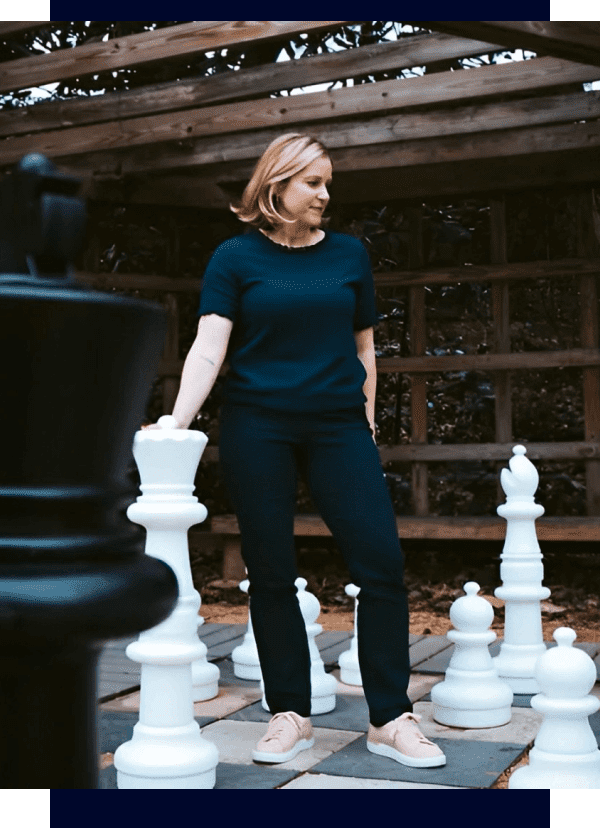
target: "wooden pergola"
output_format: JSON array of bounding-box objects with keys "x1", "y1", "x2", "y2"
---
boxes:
[{"x1": 3, "y1": 21, "x2": 600, "y2": 575}]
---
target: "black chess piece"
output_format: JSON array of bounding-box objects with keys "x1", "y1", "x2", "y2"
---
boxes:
[{"x1": 0, "y1": 154, "x2": 178, "y2": 788}]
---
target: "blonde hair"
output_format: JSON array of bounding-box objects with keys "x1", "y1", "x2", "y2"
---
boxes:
[{"x1": 230, "y1": 133, "x2": 331, "y2": 230}]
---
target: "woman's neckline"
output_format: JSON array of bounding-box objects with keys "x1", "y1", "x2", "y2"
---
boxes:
[{"x1": 258, "y1": 227, "x2": 327, "y2": 249}]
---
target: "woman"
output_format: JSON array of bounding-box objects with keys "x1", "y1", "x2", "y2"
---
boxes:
[{"x1": 144, "y1": 133, "x2": 445, "y2": 769}]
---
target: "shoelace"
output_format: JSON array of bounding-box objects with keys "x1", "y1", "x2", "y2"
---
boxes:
[
  {"x1": 393, "y1": 713, "x2": 436, "y2": 746},
  {"x1": 264, "y1": 712, "x2": 303, "y2": 742}
]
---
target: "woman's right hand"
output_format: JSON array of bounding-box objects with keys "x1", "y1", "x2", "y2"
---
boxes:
[{"x1": 141, "y1": 415, "x2": 182, "y2": 431}]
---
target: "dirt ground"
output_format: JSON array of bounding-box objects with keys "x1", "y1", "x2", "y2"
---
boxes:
[
  {"x1": 200, "y1": 598, "x2": 600, "y2": 640},
  {"x1": 193, "y1": 540, "x2": 600, "y2": 644}
]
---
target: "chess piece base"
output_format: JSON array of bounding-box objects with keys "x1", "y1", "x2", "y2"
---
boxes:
[
  {"x1": 509, "y1": 745, "x2": 600, "y2": 789},
  {"x1": 432, "y1": 704, "x2": 512, "y2": 728},
  {"x1": 309, "y1": 692, "x2": 337, "y2": 715},
  {"x1": 339, "y1": 647, "x2": 362, "y2": 687},
  {"x1": 339, "y1": 667, "x2": 362, "y2": 686},
  {"x1": 114, "y1": 722, "x2": 219, "y2": 789},
  {"x1": 233, "y1": 662, "x2": 262, "y2": 681},
  {"x1": 493, "y1": 643, "x2": 547, "y2": 693},
  {"x1": 192, "y1": 679, "x2": 220, "y2": 702},
  {"x1": 192, "y1": 657, "x2": 220, "y2": 701},
  {"x1": 117, "y1": 768, "x2": 216, "y2": 789},
  {"x1": 501, "y1": 677, "x2": 540, "y2": 694},
  {"x1": 431, "y1": 666, "x2": 514, "y2": 729}
]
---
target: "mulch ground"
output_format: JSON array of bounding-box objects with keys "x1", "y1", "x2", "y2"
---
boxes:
[{"x1": 192, "y1": 540, "x2": 600, "y2": 641}]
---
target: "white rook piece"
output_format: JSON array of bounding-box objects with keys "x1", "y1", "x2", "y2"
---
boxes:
[
  {"x1": 114, "y1": 415, "x2": 219, "y2": 789},
  {"x1": 261, "y1": 577, "x2": 337, "y2": 715},
  {"x1": 232, "y1": 576, "x2": 262, "y2": 680},
  {"x1": 338, "y1": 584, "x2": 362, "y2": 686},
  {"x1": 509, "y1": 628, "x2": 600, "y2": 788},
  {"x1": 431, "y1": 582, "x2": 513, "y2": 728},
  {"x1": 493, "y1": 445, "x2": 550, "y2": 693}
]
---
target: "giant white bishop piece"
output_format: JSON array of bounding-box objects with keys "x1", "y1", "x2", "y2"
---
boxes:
[
  {"x1": 493, "y1": 445, "x2": 550, "y2": 693},
  {"x1": 114, "y1": 415, "x2": 219, "y2": 789}
]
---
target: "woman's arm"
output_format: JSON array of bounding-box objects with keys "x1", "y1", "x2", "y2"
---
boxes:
[{"x1": 354, "y1": 326, "x2": 377, "y2": 440}]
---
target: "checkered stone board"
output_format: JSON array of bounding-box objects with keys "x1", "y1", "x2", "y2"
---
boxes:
[{"x1": 97, "y1": 624, "x2": 600, "y2": 789}]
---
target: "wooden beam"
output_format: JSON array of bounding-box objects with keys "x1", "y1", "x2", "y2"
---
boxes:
[
  {"x1": 411, "y1": 22, "x2": 600, "y2": 69},
  {"x1": 0, "y1": 22, "x2": 49, "y2": 37},
  {"x1": 209, "y1": 513, "x2": 600, "y2": 541},
  {"x1": 86, "y1": 148, "x2": 600, "y2": 210},
  {"x1": 325, "y1": 147, "x2": 600, "y2": 202},
  {"x1": 201, "y1": 440, "x2": 600, "y2": 465},
  {"x1": 4, "y1": 56, "x2": 598, "y2": 168},
  {"x1": 328, "y1": 120, "x2": 600, "y2": 175},
  {"x1": 75, "y1": 89, "x2": 600, "y2": 206},
  {"x1": 87, "y1": 176, "x2": 232, "y2": 210},
  {"x1": 157, "y1": 347, "x2": 600, "y2": 379},
  {"x1": 378, "y1": 442, "x2": 600, "y2": 462},
  {"x1": 73, "y1": 258, "x2": 600, "y2": 294},
  {"x1": 373, "y1": 258, "x2": 600, "y2": 288},
  {"x1": 0, "y1": 21, "x2": 353, "y2": 95},
  {"x1": 0, "y1": 33, "x2": 504, "y2": 138},
  {"x1": 376, "y1": 348, "x2": 600, "y2": 374},
  {"x1": 52, "y1": 109, "x2": 600, "y2": 189}
]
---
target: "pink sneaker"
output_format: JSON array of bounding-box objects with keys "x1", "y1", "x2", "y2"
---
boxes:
[
  {"x1": 252, "y1": 712, "x2": 315, "y2": 763},
  {"x1": 367, "y1": 712, "x2": 446, "y2": 768}
]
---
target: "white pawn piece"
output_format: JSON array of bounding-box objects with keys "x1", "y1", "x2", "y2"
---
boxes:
[
  {"x1": 509, "y1": 628, "x2": 600, "y2": 788},
  {"x1": 431, "y1": 582, "x2": 513, "y2": 728},
  {"x1": 114, "y1": 416, "x2": 219, "y2": 788},
  {"x1": 493, "y1": 445, "x2": 550, "y2": 693},
  {"x1": 339, "y1": 584, "x2": 362, "y2": 686},
  {"x1": 261, "y1": 577, "x2": 338, "y2": 715},
  {"x1": 231, "y1": 576, "x2": 262, "y2": 680}
]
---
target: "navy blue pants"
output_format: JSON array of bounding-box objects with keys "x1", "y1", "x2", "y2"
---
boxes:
[{"x1": 218, "y1": 402, "x2": 413, "y2": 727}]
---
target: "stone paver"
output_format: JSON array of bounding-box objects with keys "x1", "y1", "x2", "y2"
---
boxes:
[
  {"x1": 279, "y1": 773, "x2": 466, "y2": 789},
  {"x1": 97, "y1": 625, "x2": 600, "y2": 789}
]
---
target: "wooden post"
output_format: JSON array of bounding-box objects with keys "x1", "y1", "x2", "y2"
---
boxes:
[
  {"x1": 490, "y1": 197, "x2": 512, "y2": 502},
  {"x1": 162, "y1": 293, "x2": 180, "y2": 415},
  {"x1": 576, "y1": 188, "x2": 600, "y2": 516},
  {"x1": 408, "y1": 205, "x2": 429, "y2": 516},
  {"x1": 163, "y1": 215, "x2": 181, "y2": 416}
]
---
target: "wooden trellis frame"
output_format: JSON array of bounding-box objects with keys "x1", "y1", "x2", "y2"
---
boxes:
[
  {"x1": 76, "y1": 202, "x2": 600, "y2": 538},
  {"x1": 1, "y1": 20, "x2": 599, "y2": 553}
]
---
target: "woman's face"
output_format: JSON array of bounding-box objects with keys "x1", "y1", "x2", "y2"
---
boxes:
[{"x1": 277, "y1": 155, "x2": 332, "y2": 228}]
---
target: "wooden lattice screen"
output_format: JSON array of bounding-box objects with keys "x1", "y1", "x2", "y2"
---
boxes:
[{"x1": 1, "y1": 20, "x2": 600, "y2": 547}]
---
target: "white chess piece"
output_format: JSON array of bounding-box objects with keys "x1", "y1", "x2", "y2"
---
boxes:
[
  {"x1": 493, "y1": 445, "x2": 550, "y2": 693},
  {"x1": 339, "y1": 584, "x2": 362, "y2": 686},
  {"x1": 261, "y1": 577, "x2": 337, "y2": 714},
  {"x1": 231, "y1": 576, "x2": 262, "y2": 680},
  {"x1": 431, "y1": 582, "x2": 513, "y2": 728},
  {"x1": 114, "y1": 415, "x2": 219, "y2": 788},
  {"x1": 509, "y1": 627, "x2": 600, "y2": 788}
]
